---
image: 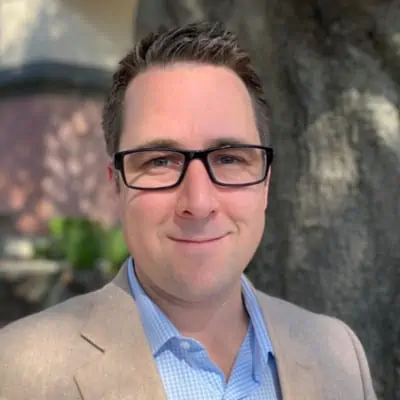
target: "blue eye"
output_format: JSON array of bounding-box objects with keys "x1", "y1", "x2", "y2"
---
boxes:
[
  {"x1": 220, "y1": 156, "x2": 240, "y2": 164},
  {"x1": 213, "y1": 154, "x2": 245, "y2": 165},
  {"x1": 151, "y1": 157, "x2": 170, "y2": 167},
  {"x1": 143, "y1": 154, "x2": 183, "y2": 169}
]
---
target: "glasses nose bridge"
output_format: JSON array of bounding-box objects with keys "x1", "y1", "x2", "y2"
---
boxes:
[
  {"x1": 187, "y1": 149, "x2": 208, "y2": 161},
  {"x1": 183, "y1": 150, "x2": 212, "y2": 179}
]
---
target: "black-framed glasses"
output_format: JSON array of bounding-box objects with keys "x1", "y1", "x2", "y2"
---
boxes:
[{"x1": 113, "y1": 144, "x2": 274, "y2": 190}]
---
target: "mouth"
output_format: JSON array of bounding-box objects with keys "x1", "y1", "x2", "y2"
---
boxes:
[{"x1": 168, "y1": 234, "x2": 228, "y2": 245}]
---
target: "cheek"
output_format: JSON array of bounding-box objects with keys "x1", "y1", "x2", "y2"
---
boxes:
[
  {"x1": 119, "y1": 190, "x2": 175, "y2": 235},
  {"x1": 224, "y1": 190, "x2": 266, "y2": 245},
  {"x1": 222, "y1": 189, "x2": 266, "y2": 223}
]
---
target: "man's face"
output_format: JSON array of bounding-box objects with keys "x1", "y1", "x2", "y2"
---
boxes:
[{"x1": 116, "y1": 63, "x2": 270, "y2": 303}]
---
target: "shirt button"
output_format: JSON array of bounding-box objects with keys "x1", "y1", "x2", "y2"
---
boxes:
[{"x1": 180, "y1": 341, "x2": 191, "y2": 351}]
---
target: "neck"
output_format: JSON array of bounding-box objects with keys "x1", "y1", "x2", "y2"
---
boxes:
[
  {"x1": 137, "y1": 271, "x2": 249, "y2": 378},
  {"x1": 160, "y1": 283, "x2": 247, "y2": 339},
  {"x1": 144, "y1": 277, "x2": 248, "y2": 336}
]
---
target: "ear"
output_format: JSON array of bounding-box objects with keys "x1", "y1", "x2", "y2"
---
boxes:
[
  {"x1": 107, "y1": 161, "x2": 120, "y2": 198},
  {"x1": 264, "y1": 169, "x2": 271, "y2": 210},
  {"x1": 107, "y1": 162, "x2": 114, "y2": 182},
  {"x1": 106, "y1": 161, "x2": 121, "y2": 221}
]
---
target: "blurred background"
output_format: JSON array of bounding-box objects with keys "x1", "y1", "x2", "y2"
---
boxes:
[{"x1": 0, "y1": 1, "x2": 399, "y2": 399}]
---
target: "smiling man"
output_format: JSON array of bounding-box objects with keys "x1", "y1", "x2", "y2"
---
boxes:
[{"x1": 0, "y1": 21, "x2": 376, "y2": 400}]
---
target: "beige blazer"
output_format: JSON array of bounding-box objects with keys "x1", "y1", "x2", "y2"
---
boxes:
[{"x1": 0, "y1": 261, "x2": 376, "y2": 400}]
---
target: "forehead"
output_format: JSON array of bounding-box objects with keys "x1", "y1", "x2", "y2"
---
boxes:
[{"x1": 120, "y1": 62, "x2": 260, "y2": 149}]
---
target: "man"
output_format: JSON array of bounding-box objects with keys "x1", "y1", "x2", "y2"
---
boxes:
[{"x1": 0, "y1": 21, "x2": 376, "y2": 399}]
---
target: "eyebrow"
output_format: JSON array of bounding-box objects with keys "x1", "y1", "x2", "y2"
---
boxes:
[
  {"x1": 134, "y1": 138, "x2": 183, "y2": 150},
  {"x1": 132, "y1": 137, "x2": 254, "y2": 151}
]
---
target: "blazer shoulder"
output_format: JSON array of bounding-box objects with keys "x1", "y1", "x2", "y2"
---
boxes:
[
  {"x1": 1, "y1": 288, "x2": 94, "y2": 338},
  {"x1": 256, "y1": 288, "x2": 344, "y2": 326},
  {"x1": 255, "y1": 289, "x2": 363, "y2": 344},
  {"x1": 255, "y1": 290, "x2": 377, "y2": 399},
  {"x1": 0, "y1": 288, "x2": 100, "y2": 367},
  {"x1": 0, "y1": 287, "x2": 112, "y2": 399}
]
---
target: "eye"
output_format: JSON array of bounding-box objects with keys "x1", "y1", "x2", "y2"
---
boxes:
[
  {"x1": 143, "y1": 154, "x2": 183, "y2": 168},
  {"x1": 149, "y1": 157, "x2": 170, "y2": 167},
  {"x1": 213, "y1": 154, "x2": 246, "y2": 164}
]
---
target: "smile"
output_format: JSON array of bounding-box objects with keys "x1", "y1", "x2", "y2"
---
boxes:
[{"x1": 168, "y1": 235, "x2": 228, "y2": 244}]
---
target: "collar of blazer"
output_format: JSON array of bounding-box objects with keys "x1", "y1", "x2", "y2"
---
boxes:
[{"x1": 74, "y1": 260, "x2": 319, "y2": 400}]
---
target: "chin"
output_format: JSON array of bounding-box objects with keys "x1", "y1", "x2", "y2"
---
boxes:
[
  {"x1": 173, "y1": 263, "x2": 239, "y2": 298},
  {"x1": 175, "y1": 282, "x2": 224, "y2": 303}
]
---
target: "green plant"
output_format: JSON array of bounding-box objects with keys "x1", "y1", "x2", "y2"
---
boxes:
[
  {"x1": 102, "y1": 226, "x2": 129, "y2": 271},
  {"x1": 48, "y1": 216, "x2": 65, "y2": 240},
  {"x1": 34, "y1": 216, "x2": 103, "y2": 269},
  {"x1": 33, "y1": 220, "x2": 65, "y2": 260},
  {"x1": 63, "y1": 218, "x2": 102, "y2": 270},
  {"x1": 35, "y1": 217, "x2": 129, "y2": 271},
  {"x1": 33, "y1": 216, "x2": 68, "y2": 260}
]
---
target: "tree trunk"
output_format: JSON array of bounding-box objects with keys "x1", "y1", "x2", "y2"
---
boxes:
[{"x1": 134, "y1": 1, "x2": 400, "y2": 398}]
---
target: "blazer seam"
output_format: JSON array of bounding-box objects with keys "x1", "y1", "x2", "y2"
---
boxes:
[
  {"x1": 74, "y1": 376, "x2": 85, "y2": 400},
  {"x1": 341, "y1": 321, "x2": 366, "y2": 399}
]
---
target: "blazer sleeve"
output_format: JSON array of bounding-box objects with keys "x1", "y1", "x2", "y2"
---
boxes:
[{"x1": 342, "y1": 322, "x2": 378, "y2": 400}]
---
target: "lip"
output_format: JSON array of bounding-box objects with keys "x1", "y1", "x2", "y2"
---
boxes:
[{"x1": 168, "y1": 235, "x2": 228, "y2": 244}]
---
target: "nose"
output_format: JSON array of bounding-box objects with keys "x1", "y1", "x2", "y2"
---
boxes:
[{"x1": 175, "y1": 159, "x2": 218, "y2": 219}]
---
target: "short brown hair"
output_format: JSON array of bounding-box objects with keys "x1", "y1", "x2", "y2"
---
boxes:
[{"x1": 102, "y1": 20, "x2": 270, "y2": 156}]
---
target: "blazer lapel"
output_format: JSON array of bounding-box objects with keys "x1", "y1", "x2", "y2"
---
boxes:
[
  {"x1": 255, "y1": 290, "x2": 321, "y2": 400},
  {"x1": 74, "y1": 262, "x2": 167, "y2": 400},
  {"x1": 73, "y1": 263, "x2": 320, "y2": 399}
]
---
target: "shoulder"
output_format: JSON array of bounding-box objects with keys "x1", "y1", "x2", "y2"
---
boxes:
[
  {"x1": 0, "y1": 288, "x2": 104, "y2": 399},
  {"x1": 255, "y1": 290, "x2": 376, "y2": 398},
  {"x1": 255, "y1": 289, "x2": 363, "y2": 348},
  {"x1": 255, "y1": 288, "x2": 351, "y2": 334},
  {"x1": 0, "y1": 288, "x2": 94, "y2": 341}
]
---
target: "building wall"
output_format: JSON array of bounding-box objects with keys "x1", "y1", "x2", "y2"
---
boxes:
[
  {"x1": 0, "y1": 0, "x2": 138, "y2": 234},
  {"x1": 0, "y1": 92, "x2": 118, "y2": 234}
]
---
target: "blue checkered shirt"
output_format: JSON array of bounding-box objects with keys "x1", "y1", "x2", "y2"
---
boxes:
[{"x1": 128, "y1": 258, "x2": 281, "y2": 399}]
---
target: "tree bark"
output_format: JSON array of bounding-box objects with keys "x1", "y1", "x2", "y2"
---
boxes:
[{"x1": 134, "y1": 1, "x2": 400, "y2": 398}]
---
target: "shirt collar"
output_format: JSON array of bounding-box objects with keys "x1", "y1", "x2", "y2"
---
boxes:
[
  {"x1": 128, "y1": 257, "x2": 274, "y2": 366},
  {"x1": 241, "y1": 275, "x2": 275, "y2": 381},
  {"x1": 128, "y1": 258, "x2": 179, "y2": 355}
]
